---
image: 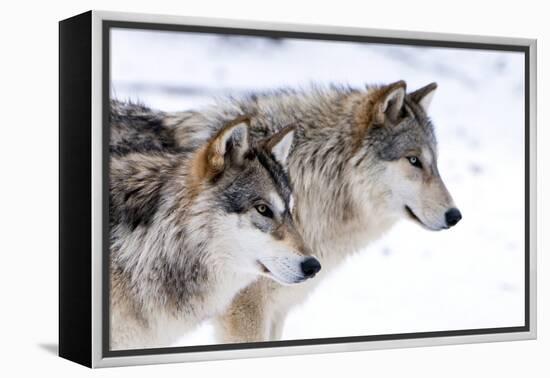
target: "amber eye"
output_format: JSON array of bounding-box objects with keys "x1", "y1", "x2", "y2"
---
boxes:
[
  {"x1": 255, "y1": 204, "x2": 274, "y2": 218},
  {"x1": 407, "y1": 156, "x2": 423, "y2": 169}
]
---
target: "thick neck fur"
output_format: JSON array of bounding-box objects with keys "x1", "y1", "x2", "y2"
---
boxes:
[
  {"x1": 289, "y1": 136, "x2": 394, "y2": 263},
  {"x1": 285, "y1": 94, "x2": 398, "y2": 262},
  {"x1": 109, "y1": 152, "x2": 254, "y2": 348}
]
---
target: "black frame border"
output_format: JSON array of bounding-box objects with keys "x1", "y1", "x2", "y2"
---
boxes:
[
  {"x1": 101, "y1": 19, "x2": 531, "y2": 359},
  {"x1": 59, "y1": 11, "x2": 93, "y2": 367}
]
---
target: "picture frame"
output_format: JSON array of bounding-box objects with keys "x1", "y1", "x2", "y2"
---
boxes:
[{"x1": 59, "y1": 10, "x2": 537, "y2": 368}]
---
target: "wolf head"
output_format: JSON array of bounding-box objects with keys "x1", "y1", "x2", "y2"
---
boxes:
[
  {"x1": 192, "y1": 117, "x2": 320, "y2": 285},
  {"x1": 352, "y1": 81, "x2": 461, "y2": 231}
]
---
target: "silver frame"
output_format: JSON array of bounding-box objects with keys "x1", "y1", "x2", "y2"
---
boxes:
[{"x1": 90, "y1": 10, "x2": 537, "y2": 368}]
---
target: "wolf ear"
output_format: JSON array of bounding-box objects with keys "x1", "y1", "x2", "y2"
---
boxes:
[
  {"x1": 266, "y1": 125, "x2": 296, "y2": 167},
  {"x1": 203, "y1": 118, "x2": 250, "y2": 176},
  {"x1": 408, "y1": 82, "x2": 437, "y2": 112},
  {"x1": 375, "y1": 80, "x2": 406, "y2": 123}
]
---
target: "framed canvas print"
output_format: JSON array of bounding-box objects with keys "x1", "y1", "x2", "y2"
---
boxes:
[{"x1": 59, "y1": 10, "x2": 537, "y2": 368}]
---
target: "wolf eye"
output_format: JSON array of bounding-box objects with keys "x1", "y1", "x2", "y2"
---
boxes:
[
  {"x1": 255, "y1": 204, "x2": 274, "y2": 218},
  {"x1": 407, "y1": 156, "x2": 423, "y2": 169}
]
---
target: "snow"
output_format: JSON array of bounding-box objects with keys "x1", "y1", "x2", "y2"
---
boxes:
[{"x1": 110, "y1": 28, "x2": 526, "y2": 345}]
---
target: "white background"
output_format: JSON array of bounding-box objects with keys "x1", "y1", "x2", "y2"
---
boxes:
[{"x1": 0, "y1": 0, "x2": 547, "y2": 377}]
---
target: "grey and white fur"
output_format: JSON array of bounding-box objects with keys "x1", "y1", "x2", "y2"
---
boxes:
[
  {"x1": 109, "y1": 105, "x2": 321, "y2": 349},
  {"x1": 111, "y1": 80, "x2": 461, "y2": 343}
]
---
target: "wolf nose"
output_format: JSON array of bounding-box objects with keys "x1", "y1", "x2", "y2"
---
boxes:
[
  {"x1": 445, "y1": 208, "x2": 462, "y2": 227},
  {"x1": 301, "y1": 257, "x2": 321, "y2": 278}
]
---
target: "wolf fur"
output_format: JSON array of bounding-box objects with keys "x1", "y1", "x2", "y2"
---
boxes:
[
  {"x1": 109, "y1": 104, "x2": 321, "y2": 349},
  {"x1": 110, "y1": 80, "x2": 461, "y2": 343}
]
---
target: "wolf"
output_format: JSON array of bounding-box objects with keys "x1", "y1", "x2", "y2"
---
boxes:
[
  {"x1": 112, "y1": 80, "x2": 462, "y2": 343},
  {"x1": 109, "y1": 104, "x2": 321, "y2": 349}
]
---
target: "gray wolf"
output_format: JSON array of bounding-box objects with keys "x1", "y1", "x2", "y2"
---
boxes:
[
  {"x1": 112, "y1": 80, "x2": 462, "y2": 343},
  {"x1": 109, "y1": 103, "x2": 321, "y2": 349}
]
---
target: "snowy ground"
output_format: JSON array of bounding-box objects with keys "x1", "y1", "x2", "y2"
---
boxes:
[{"x1": 110, "y1": 28, "x2": 526, "y2": 345}]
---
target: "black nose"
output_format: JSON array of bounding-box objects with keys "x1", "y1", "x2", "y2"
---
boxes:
[
  {"x1": 445, "y1": 208, "x2": 462, "y2": 227},
  {"x1": 301, "y1": 257, "x2": 321, "y2": 278}
]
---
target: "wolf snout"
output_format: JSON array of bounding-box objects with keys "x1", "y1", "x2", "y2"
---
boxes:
[
  {"x1": 445, "y1": 207, "x2": 462, "y2": 227},
  {"x1": 301, "y1": 257, "x2": 321, "y2": 278}
]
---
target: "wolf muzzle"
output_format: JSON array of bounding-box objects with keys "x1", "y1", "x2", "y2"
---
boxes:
[
  {"x1": 300, "y1": 257, "x2": 322, "y2": 278},
  {"x1": 445, "y1": 208, "x2": 462, "y2": 227}
]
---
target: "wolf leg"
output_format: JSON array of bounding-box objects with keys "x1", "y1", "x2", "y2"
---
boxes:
[
  {"x1": 269, "y1": 314, "x2": 286, "y2": 341},
  {"x1": 215, "y1": 280, "x2": 271, "y2": 343}
]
